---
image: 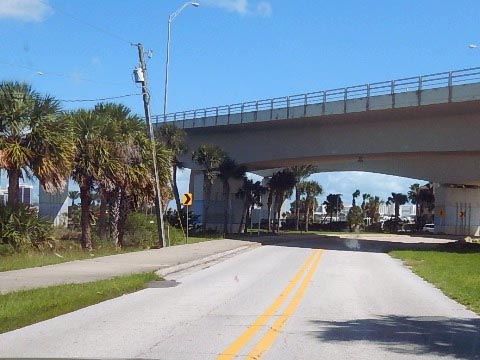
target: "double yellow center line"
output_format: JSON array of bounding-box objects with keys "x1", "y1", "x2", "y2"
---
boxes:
[{"x1": 217, "y1": 249, "x2": 324, "y2": 360}]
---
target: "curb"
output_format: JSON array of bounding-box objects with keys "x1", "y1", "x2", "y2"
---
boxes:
[{"x1": 155, "y1": 244, "x2": 258, "y2": 277}]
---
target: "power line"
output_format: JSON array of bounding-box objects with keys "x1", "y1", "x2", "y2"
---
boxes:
[
  {"x1": 2, "y1": 93, "x2": 141, "y2": 103},
  {"x1": 0, "y1": 60, "x2": 127, "y2": 87},
  {"x1": 39, "y1": 0, "x2": 134, "y2": 46},
  {"x1": 59, "y1": 93, "x2": 142, "y2": 103}
]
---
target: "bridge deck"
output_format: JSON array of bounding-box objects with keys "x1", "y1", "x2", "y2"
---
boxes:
[{"x1": 153, "y1": 67, "x2": 480, "y2": 129}]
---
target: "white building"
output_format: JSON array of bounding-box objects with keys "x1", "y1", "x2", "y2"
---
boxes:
[{"x1": 0, "y1": 184, "x2": 33, "y2": 205}]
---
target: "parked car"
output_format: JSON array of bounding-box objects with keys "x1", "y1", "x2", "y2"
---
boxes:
[{"x1": 422, "y1": 223, "x2": 435, "y2": 233}]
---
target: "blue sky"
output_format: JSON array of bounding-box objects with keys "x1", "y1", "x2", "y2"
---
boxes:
[{"x1": 1, "y1": 0, "x2": 479, "y2": 205}]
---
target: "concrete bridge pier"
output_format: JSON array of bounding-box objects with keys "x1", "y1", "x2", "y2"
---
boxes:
[
  {"x1": 38, "y1": 185, "x2": 69, "y2": 227},
  {"x1": 434, "y1": 183, "x2": 480, "y2": 236},
  {"x1": 189, "y1": 170, "x2": 244, "y2": 233}
]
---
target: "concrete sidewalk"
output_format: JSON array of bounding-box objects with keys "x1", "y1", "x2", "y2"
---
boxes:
[{"x1": 0, "y1": 239, "x2": 259, "y2": 294}]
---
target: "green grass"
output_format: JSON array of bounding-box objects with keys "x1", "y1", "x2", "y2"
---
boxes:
[
  {"x1": 0, "y1": 246, "x2": 139, "y2": 272},
  {"x1": 390, "y1": 249, "x2": 480, "y2": 314},
  {"x1": 0, "y1": 272, "x2": 160, "y2": 334},
  {"x1": 0, "y1": 233, "x2": 217, "y2": 273}
]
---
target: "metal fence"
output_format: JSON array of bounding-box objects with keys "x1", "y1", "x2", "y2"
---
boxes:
[{"x1": 152, "y1": 66, "x2": 480, "y2": 126}]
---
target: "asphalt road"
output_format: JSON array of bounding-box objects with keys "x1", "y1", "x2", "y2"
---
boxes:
[{"x1": 1, "y1": 236, "x2": 479, "y2": 359}]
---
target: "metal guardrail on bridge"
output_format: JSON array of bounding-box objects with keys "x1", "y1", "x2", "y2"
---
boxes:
[{"x1": 152, "y1": 67, "x2": 480, "y2": 127}]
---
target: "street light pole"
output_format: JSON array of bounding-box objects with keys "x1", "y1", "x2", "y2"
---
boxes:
[{"x1": 163, "y1": 2, "x2": 200, "y2": 121}]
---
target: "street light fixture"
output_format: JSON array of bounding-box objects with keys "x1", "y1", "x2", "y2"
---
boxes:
[{"x1": 163, "y1": 2, "x2": 200, "y2": 121}]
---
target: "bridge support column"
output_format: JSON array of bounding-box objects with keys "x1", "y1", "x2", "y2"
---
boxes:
[
  {"x1": 434, "y1": 183, "x2": 480, "y2": 236},
  {"x1": 38, "y1": 184, "x2": 69, "y2": 227},
  {"x1": 189, "y1": 170, "x2": 244, "y2": 233}
]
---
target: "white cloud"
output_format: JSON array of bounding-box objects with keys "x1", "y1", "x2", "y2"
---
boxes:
[
  {"x1": 0, "y1": 0, "x2": 53, "y2": 22},
  {"x1": 202, "y1": 0, "x2": 272, "y2": 17},
  {"x1": 91, "y1": 57, "x2": 101, "y2": 66},
  {"x1": 256, "y1": 1, "x2": 272, "y2": 17}
]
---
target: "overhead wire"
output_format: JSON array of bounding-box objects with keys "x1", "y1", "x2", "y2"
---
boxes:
[
  {"x1": 0, "y1": 60, "x2": 127, "y2": 87},
  {"x1": 59, "y1": 93, "x2": 142, "y2": 103},
  {"x1": 3, "y1": 1, "x2": 148, "y2": 106},
  {"x1": 38, "y1": 0, "x2": 134, "y2": 46}
]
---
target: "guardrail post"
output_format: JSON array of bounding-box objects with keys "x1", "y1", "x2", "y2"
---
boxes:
[
  {"x1": 193, "y1": 110, "x2": 196, "y2": 128},
  {"x1": 255, "y1": 101, "x2": 258, "y2": 122},
  {"x1": 391, "y1": 80, "x2": 396, "y2": 108},
  {"x1": 286, "y1": 96, "x2": 290, "y2": 119},
  {"x1": 448, "y1": 71, "x2": 453, "y2": 102},
  {"x1": 344, "y1": 88, "x2": 348, "y2": 113},
  {"x1": 418, "y1": 76, "x2": 423, "y2": 106},
  {"x1": 366, "y1": 84, "x2": 370, "y2": 111},
  {"x1": 182, "y1": 111, "x2": 185, "y2": 129},
  {"x1": 322, "y1": 91, "x2": 326, "y2": 115},
  {"x1": 270, "y1": 99, "x2": 273, "y2": 120},
  {"x1": 241, "y1": 103, "x2": 244, "y2": 123},
  {"x1": 204, "y1": 109, "x2": 207, "y2": 127},
  {"x1": 303, "y1": 94, "x2": 307, "y2": 117},
  {"x1": 227, "y1": 105, "x2": 231, "y2": 125},
  {"x1": 215, "y1": 107, "x2": 218, "y2": 126}
]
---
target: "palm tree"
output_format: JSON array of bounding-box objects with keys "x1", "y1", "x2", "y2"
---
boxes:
[
  {"x1": 192, "y1": 144, "x2": 226, "y2": 232},
  {"x1": 68, "y1": 191, "x2": 80, "y2": 206},
  {"x1": 0, "y1": 82, "x2": 74, "y2": 207},
  {"x1": 290, "y1": 165, "x2": 318, "y2": 230},
  {"x1": 67, "y1": 109, "x2": 120, "y2": 250},
  {"x1": 417, "y1": 183, "x2": 435, "y2": 224},
  {"x1": 299, "y1": 180, "x2": 323, "y2": 231},
  {"x1": 155, "y1": 124, "x2": 187, "y2": 227},
  {"x1": 218, "y1": 156, "x2": 246, "y2": 235},
  {"x1": 387, "y1": 192, "x2": 408, "y2": 219},
  {"x1": 323, "y1": 194, "x2": 343, "y2": 223},
  {"x1": 352, "y1": 189, "x2": 360, "y2": 207},
  {"x1": 408, "y1": 183, "x2": 421, "y2": 227},
  {"x1": 236, "y1": 177, "x2": 266, "y2": 233},
  {"x1": 361, "y1": 192, "x2": 371, "y2": 218},
  {"x1": 93, "y1": 103, "x2": 171, "y2": 248},
  {"x1": 268, "y1": 170, "x2": 296, "y2": 232},
  {"x1": 364, "y1": 195, "x2": 382, "y2": 222}
]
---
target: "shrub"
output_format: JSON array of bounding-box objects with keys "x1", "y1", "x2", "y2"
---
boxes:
[{"x1": 0, "y1": 205, "x2": 54, "y2": 251}]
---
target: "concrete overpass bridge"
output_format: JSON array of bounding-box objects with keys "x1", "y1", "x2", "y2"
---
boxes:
[{"x1": 154, "y1": 67, "x2": 480, "y2": 236}]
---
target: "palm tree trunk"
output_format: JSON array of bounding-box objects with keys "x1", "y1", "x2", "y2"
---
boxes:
[
  {"x1": 244, "y1": 206, "x2": 250, "y2": 234},
  {"x1": 79, "y1": 180, "x2": 92, "y2": 250},
  {"x1": 97, "y1": 188, "x2": 108, "y2": 240},
  {"x1": 395, "y1": 203, "x2": 400, "y2": 218},
  {"x1": 305, "y1": 206, "x2": 310, "y2": 232},
  {"x1": 109, "y1": 188, "x2": 121, "y2": 246},
  {"x1": 238, "y1": 200, "x2": 248, "y2": 233},
  {"x1": 274, "y1": 193, "x2": 283, "y2": 233},
  {"x1": 267, "y1": 190, "x2": 273, "y2": 233},
  {"x1": 203, "y1": 174, "x2": 211, "y2": 234},
  {"x1": 222, "y1": 179, "x2": 230, "y2": 235},
  {"x1": 171, "y1": 164, "x2": 184, "y2": 229},
  {"x1": 7, "y1": 168, "x2": 21, "y2": 207},
  {"x1": 117, "y1": 191, "x2": 128, "y2": 249},
  {"x1": 295, "y1": 185, "x2": 300, "y2": 231}
]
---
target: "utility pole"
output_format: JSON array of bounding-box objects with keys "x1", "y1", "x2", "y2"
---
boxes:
[{"x1": 135, "y1": 43, "x2": 166, "y2": 248}]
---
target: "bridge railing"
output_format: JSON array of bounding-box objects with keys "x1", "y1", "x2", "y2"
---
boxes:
[{"x1": 152, "y1": 66, "x2": 480, "y2": 127}]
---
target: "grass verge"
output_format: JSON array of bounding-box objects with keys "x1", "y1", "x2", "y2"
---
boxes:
[
  {"x1": 0, "y1": 272, "x2": 160, "y2": 334},
  {"x1": 0, "y1": 246, "x2": 139, "y2": 272},
  {"x1": 390, "y1": 247, "x2": 480, "y2": 314},
  {"x1": 0, "y1": 235, "x2": 216, "y2": 273}
]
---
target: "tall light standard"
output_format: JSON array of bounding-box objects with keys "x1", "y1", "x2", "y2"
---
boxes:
[{"x1": 163, "y1": 2, "x2": 200, "y2": 121}]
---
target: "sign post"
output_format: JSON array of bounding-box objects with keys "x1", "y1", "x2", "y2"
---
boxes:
[{"x1": 182, "y1": 193, "x2": 193, "y2": 244}]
